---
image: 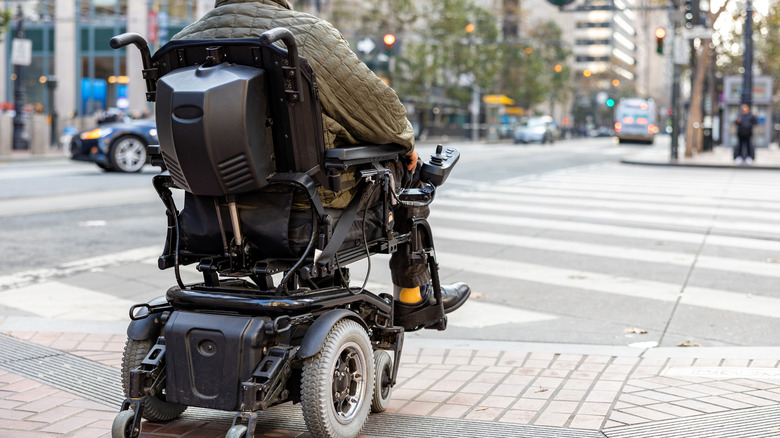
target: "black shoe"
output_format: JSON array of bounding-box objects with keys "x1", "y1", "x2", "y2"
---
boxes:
[{"x1": 393, "y1": 282, "x2": 471, "y2": 331}]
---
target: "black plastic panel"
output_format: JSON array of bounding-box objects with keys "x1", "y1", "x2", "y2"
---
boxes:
[{"x1": 156, "y1": 63, "x2": 274, "y2": 196}]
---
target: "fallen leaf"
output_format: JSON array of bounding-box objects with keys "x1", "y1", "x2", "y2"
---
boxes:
[
  {"x1": 475, "y1": 407, "x2": 489, "y2": 411},
  {"x1": 765, "y1": 258, "x2": 780, "y2": 264},
  {"x1": 471, "y1": 292, "x2": 487, "y2": 299},
  {"x1": 624, "y1": 327, "x2": 648, "y2": 335},
  {"x1": 535, "y1": 386, "x2": 549, "y2": 393},
  {"x1": 677, "y1": 340, "x2": 702, "y2": 347}
]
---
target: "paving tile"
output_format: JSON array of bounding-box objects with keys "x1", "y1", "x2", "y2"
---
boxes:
[
  {"x1": 628, "y1": 390, "x2": 683, "y2": 403},
  {"x1": 397, "y1": 401, "x2": 438, "y2": 416},
  {"x1": 459, "y1": 382, "x2": 494, "y2": 394},
  {"x1": 644, "y1": 402, "x2": 705, "y2": 418},
  {"x1": 544, "y1": 400, "x2": 578, "y2": 414},
  {"x1": 473, "y1": 372, "x2": 509, "y2": 384},
  {"x1": 591, "y1": 380, "x2": 624, "y2": 392},
  {"x1": 464, "y1": 406, "x2": 503, "y2": 421},
  {"x1": 498, "y1": 409, "x2": 535, "y2": 424},
  {"x1": 585, "y1": 390, "x2": 619, "y2": 403},
  {"x1": 554, "y1": 389, "x2": 587, "y2": 402},
  {"x1": 563, "y1": 379, "x2": 594, "y2": 391},
  {"x1": 429, "y1": 403, "x2": 469, "y2": 419},
  {"x1": 413, "y1": 390, "x2": 451, "y2": 403},
  {"x1": 490, "y1": 383, "x2": 526, "y2": 397},
  {"x1": 722, "y1": 392, "x2": 778, "y2": 407},
  {"x1": 619, "y1": 406, "x2": 677, "y2": 421},
  {"x1": 693, "y1": 395, "x2": 752, "y2": 410},
  {"x1": 477, "y1": 395, "x2": 515, "y2": 409},
  {"x1": 577, "y1": 402, "x2": 611, "y2": 416},
  {"x1": 608, "y1": 410, "x2": 653, "y2": 426},
  {"x1": 511, "y1": 398, "x2": 547, "y2": 411},
  {"x1": 568, "y1": 414, "x2": 605, "y2": 430},
  {"x1": 14, "y1": 396, "x2": 71, "y2": 413},
  {"x1": 447, "y1": 392, "x2": 484, "y2": 406},
  {"x1": 533, "y1": 412, "x2": 570, "y2": 427},
  {"x1": 672, "y1": 398, "x2": 729, "y2": 414}
]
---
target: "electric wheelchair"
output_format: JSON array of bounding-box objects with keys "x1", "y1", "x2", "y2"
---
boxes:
[{"x1": 109, "y1": 29, "x2": 460, "y2": 438}]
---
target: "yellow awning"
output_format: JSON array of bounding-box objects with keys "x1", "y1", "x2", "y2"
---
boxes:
[{"x1": 482, "y1": 94, "x2": 515, "y2": 105}]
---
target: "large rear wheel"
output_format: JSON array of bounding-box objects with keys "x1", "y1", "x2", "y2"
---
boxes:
[
  {"x1": 121, "y1": 339, "x2": 186, "y2": 422},
  {"x1": 301, "y1": 319, "x2": 374, "y2": 438}
]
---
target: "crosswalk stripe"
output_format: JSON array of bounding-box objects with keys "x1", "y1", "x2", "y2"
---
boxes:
[
  {"x1": 444, "y1": 191, "x2": 780, "y2": 222},
  {"x1": 432, "y1": 227, "x2": 780, "y2": 279},
  {"x1": 436, "y1": 252, "x2": 780, "y2": 318},
  {"x1": 434, "y1": 198, "x2": 780, "y2": 235},
  {"x1": 441, "y1": 184, "x2": 780, "y2": 212},
  {"x1": 429, "y1": 210, "x2": 780, "y2": 252},
  {"x1": 0, "y1": 281, "x2": 135, "y2": 321}
]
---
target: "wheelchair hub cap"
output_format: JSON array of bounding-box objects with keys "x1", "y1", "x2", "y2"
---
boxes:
[{"x1": 330, "y1": 342, "x2": 366, "y2": 423}]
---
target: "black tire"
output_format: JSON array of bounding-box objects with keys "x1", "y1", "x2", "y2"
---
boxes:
[
  {"x1": 121, "y1": 339, "x2": 186, "y2": 422},
  {"x1": 111, "y1": 410, "x2": 137, "y2": 438},
  {"x1": 97, "y1": 162, "x2": 115, "y2": 172},
  {"x1": 109, "y1": 135, "x2": 147, "y2": 173},
  {"x1": 301, "y1": 319, "x2": 374, "y2": 438},
  {"x1": 371, "y1": 350, "x2": 393, "y2": 413},
  {"x1": 225, "y1": 424, "x2": 248, "y2": 438}
]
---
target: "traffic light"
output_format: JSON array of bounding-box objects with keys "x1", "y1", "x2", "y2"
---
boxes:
[
  {"x1": 684, "y1": 0, "x2": 693, "y2": 27},
  {"x1": 383, "y1": 33, "x2": 396, "y2": 56},
  {"x1": 606, "y1": 98, "x2": 615, "y2": 108},
  {"x1": 655, "y1": 27, "x2": 665, "y2": 54}
]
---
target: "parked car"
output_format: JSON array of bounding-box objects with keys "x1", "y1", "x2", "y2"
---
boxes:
[
  {"x1": 70, "y1": 118, "x2": 157, "y2": 173},
  {"x1": 514, "y1": 116, "x2": 557, "y2": 144}
]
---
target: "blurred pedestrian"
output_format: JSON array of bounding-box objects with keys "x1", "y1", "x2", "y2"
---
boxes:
[{"x1": 734, "y1": 103, "x2": 758, "y2": 164}]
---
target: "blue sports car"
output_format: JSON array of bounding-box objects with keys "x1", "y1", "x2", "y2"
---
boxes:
[{"x1": 69, "y1": 118, "x2": 157, "y2": 172}]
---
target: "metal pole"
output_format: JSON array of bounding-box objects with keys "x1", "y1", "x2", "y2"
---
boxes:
[
  {"x1": 12, "y1": 5, "x2": 27, "y2": 150},
  {"x1": 741, "y1": 0, "x2": 753, "y2": 105}
]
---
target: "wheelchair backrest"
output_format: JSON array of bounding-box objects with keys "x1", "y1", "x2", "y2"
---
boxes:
[{"x1": 149, "y1": 37, "x2": 328, "y2": 196}]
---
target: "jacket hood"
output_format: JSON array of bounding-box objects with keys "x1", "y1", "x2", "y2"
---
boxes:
[{"x1": 215, "y1": 0, "x2": 292, "y2": 10}]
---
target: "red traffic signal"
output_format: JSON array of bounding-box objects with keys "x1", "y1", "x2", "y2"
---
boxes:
[
  {"x1": 383, "y1": 33, "x2": 396, "y2": 55},
  {"x1": 655, "y1": 27, "x2": 665, "y2": 54}
]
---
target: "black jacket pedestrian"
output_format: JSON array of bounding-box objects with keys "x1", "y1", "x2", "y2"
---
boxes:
[{"x1": 736, "y1": 113, "x2": 758, "y2": 138}]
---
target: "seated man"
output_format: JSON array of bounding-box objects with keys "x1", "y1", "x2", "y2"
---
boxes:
[{"x1": 172, "y1": 0, "x2": 469, "y2": 321}]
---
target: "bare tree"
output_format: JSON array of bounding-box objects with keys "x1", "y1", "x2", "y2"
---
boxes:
[{"x1": 684, "y1": 0, "x2": 731, "y2": 157}]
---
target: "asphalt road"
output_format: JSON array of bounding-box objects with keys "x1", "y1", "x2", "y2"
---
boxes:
[{"x1": 3, "y1": 136, "x2": 778, "y2": 349}]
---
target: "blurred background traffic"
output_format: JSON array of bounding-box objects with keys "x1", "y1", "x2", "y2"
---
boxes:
[{"x1": 0, "y1": 0, "x2": 775, "y2": 164}]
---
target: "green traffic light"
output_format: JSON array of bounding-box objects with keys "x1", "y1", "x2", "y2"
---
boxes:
[{"x1": 606, "y1": 99, "x2": 615, "y2": 107}]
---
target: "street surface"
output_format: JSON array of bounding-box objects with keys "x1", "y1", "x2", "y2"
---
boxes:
[{"x1": 2, "y1": 135, "x2": 778, "y2": 349}]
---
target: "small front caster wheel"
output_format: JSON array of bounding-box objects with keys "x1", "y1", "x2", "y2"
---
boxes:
[
  {"x1": 225, "y1": 424, "x2": 248, "y2": 438},
  {"x1": 112, "y1": 410, "x2": 139, "y2": 438},
  {"x1": 371, "y1": 350, "x2": 393, "y2": 413}
]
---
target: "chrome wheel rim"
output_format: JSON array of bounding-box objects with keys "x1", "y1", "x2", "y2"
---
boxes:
[
  {"x1": 330, "y1": 341, "x2": 367, "y2": 423},
  {"x1": 114, "y1": 138, "x2": 145, "y2": 172}
]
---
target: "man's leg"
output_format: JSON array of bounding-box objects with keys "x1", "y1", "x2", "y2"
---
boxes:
[{"x1": 386, "y1": 160, "x2": 470, "y2": 317}]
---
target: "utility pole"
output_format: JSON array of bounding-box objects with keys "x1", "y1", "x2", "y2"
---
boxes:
[
  {"x1": 12, "y1": 5, "x2": 28, "y2": 150},
  {"x1": 741, "y1": 0, "x2": 753, "y2": 106},
  {"x1": 670, "y1": 3, "x2": 682, "y2": 160}
]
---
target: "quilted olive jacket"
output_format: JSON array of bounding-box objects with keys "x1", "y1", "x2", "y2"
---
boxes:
[{"x1": 172, "y1": 0, "x2": 415, "y2": 155}]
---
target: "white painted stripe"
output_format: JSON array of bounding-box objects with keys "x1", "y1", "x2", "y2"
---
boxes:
[
  {"x1": 663, "y1": 367, "x2": 780, "y2": 379},
  {"x1": 0, "y1": 281, "x2": 135, "y2": 321},
  {"x1": 436, "y1": 252, "x2": 780, "y2": 318},
  {"x1": 430, "y1": 210, "x2": 780, "y2": 252},
  {"x1": 0, "y1": 245, "x2": 161, "y2": 290},
  {"x1": 0, "y1": 188, "x2": 157, "y2": 217},
  {"x1": 446, "y1": 190, "x2": 780, "y2": 222},
  {"x1": 445, "y1": 300, "x2": 557, "y2": 328},
  {"x1": 433, "y1": 227, "x2": 780, "y2": 279},
  {"x1": 434, "y1": 198, "x2": 780, "y2": 235}
]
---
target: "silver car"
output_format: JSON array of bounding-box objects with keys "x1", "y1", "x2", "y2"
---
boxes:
[{"x1": 513, "y1": 116, "x2": 557, "y2": 144}]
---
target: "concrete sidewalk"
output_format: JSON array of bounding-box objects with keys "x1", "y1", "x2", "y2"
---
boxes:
[
  {"x1": 621, "y1": 143, "x2": 780, "y2": 170},
  {"x1": 2, "y1": 330, "x2": 780, "y2": 437}
]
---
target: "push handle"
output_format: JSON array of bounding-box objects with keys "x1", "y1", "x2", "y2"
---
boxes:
[
  {"x1": 109, "y1": 32, "x2": 156, "y2": 101},
  {"x1": 260, "y1": 28, "x2": 304, "y2": 102}
]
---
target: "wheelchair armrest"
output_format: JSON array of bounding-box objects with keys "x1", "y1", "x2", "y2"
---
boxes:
[{"x1": 324, "y1": 144, "x2": 405, "y2": 168}]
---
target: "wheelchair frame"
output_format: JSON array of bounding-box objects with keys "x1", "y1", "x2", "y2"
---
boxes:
[{"x1": 109, "y1": 29, "x2": 458, "y2": 438}]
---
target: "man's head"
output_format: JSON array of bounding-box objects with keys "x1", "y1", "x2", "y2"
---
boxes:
[{"x1": 741, "y1": 103, "x2": 751, "y2": 114}]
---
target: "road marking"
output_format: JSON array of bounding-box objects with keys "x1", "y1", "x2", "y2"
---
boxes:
[
  {"x1": 432, "y1": 227, "x2": 780, "y2": 279},
  {"x1": 0, "y1": 245, "x2": 161, "y2": 290},
  {"x1": 434, "y1": 199, "x2": 780, "y2": 235},
  {"x1": 430, "y1": 210, "x2": 780, "y2": 252},
  {"x1": 445, "y1": 190, "x2": 780, "y2": 222},
  {"x1": 0, "y1": 188, "x2": 156, "y2": 217},
  {"x1": 436, "y1": 252, "x2": 780, "y2": 319},
  {"x1": 446, "y1": 300, "x2": 556, "y2": 328}
]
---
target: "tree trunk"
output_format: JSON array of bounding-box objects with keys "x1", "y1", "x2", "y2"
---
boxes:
[{"x1": 684, "y1": 45, "x2": 711, "y2": 157}]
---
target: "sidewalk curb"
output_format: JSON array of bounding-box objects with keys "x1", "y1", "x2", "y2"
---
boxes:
[{"x1": 620, "y1": 158, "x2": 780, "y2": 170}]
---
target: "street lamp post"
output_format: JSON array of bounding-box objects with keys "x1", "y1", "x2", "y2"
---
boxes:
[
  {"x1": 45, "y1": 76, "x2": 58, "y2": 148},
  {"x1": 12, "y1": 5, "x2": 28, "y2": 150},
  {"x1": 741, "y1": 0, "x2": 753, "y2": 105}
]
